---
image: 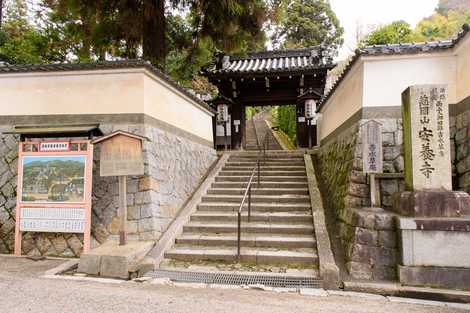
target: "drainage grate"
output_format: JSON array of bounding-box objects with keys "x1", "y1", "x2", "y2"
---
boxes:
[{"x1": 147, "y1": 269, "x2": 322, "y2": 289}]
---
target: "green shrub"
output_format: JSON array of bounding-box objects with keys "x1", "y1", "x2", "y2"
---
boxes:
[{"x1": 276, "y1": 105, "x2": 297, "y2": 143}]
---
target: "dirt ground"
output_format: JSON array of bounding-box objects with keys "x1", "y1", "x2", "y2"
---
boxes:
[{"x1": 0, "y1": 255, "x2": 467, "y2": 313}]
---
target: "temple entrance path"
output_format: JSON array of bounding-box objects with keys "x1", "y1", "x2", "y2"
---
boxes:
[
  {"x1": 160, "y1": 151, "x2": 318, "y2": 279},
  {"x1": 245, "y1": 111, "x2": 283, "y2": 150}
]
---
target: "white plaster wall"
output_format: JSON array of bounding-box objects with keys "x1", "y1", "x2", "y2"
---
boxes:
[
  {"x1": 143, "y1": 74, "x2": 214, "y2": 143},
  {"x1": 0, "y1": 70, "x2": 144, "y2": 115},
  {"x1": 0, "y1": 68, "x2": 214, "y2": 143},
  {"x1": 362, "y1": 54, "x2": 457, "y2": 107},
  {"x1": 319, "y1": 61, "x2": 364, "y2": 140},
  {"x1": 455, "y1": 35, "x2": 470, "y2": 102}
]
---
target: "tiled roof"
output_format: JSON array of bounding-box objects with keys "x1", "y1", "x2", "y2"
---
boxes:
[
  {"x1": 205, "y1": 46, "x2": 334, "y2": 76},
  {"x1": 318, "y1": 23, "x2": 470, "y2": 112},
  {"x1": 0, "y1": 59, "x2": 215, "y2": 114}
]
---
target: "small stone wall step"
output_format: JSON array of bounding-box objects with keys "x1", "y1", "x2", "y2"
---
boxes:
[
  {"x1": 201, "y1": 194, "x2": 311, "y2": 204},
  {"x1": 228, "y1": 157, "x2": 304, "y2": 162},
  {"x1": 212, "y1": 182, "x2": 309, "y2": 189},
  {"x1": 225, "y1": 161, "x2": 305, "y2": 166},
  {"x1": 207, "y1": 188, "x2": 309, "y2": 196},
  {"x1": 197, "y1": 202, "x2": 311, "y2": 212},
  {"x1": 176, "y1": 233, "x2": 316, "y2": 248},
  {"x1": 230, "y1": 150, "x2": 305, "y2": 157},
  {"x1": 219, "y1": 171, "x2": 306, "y2": 177},
  {"x1": 190, "y1": 211, "x2": 312, "y2": 223},
  {"x1": 164, "y1": 247, "x2": 318, "y2": 265},
  {"x1": 222, "y1": 166, "x2": 306, "y2": 171},
  {"x1": 215, "y1": 176, "x2": 308, "y2": 182},
  {"x1": 183, "y1": 221, "x2": 314, "y2": 235}
]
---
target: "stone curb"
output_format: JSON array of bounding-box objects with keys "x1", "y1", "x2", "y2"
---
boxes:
[
  {"x1": 144, "y1": 277, "x2": 470, "y2": 309},
  {"x1": 304, "y1": 154, "x2": 341, "y2": 289},
  {"x1": 148, "y1": 154, "x2": 230, "y2": 265},
  {"x1": 344, "y1": 280, "x2": 470, "y2": 304}
]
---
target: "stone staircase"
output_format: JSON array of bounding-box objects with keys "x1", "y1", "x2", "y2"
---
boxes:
[
  {"x1": 245, "y1": 118, "x2": 259, "y2": 150},
  {"x1": 161, "y1": 151, "x2": 319, "y2": 274},
  {"x1": 245, "y1": 112, "x2": 283, "y2": 151}
]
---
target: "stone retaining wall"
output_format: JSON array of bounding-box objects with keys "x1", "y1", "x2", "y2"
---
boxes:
[
  {"x1": 0, "y1": 117, "x2": 217, "y2": 257},
  {"x1": 316, "y1": 117, "x2": 402, "y2": 281},
  {"x1": 451, "y1": 108, "x2": 470, "y2": 193}
]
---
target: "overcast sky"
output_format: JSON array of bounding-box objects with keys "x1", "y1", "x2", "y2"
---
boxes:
[{"x1": 330, "y1": 0, "x2": 439, "y2": 60}]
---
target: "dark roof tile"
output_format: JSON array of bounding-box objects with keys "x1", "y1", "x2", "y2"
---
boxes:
[{"x1": 204, "y1": 46, "x2": 333, "y2": 76}]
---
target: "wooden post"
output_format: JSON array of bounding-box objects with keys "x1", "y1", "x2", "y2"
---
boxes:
[
  {"x1": 370, "y1": 173, "x2": 380, "y2": 207},
  {"x1": 118, "y1": 175, "x2": 128, "y2": 246}
]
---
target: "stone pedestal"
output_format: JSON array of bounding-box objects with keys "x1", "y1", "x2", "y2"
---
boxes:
[
  {"x1": 78, "y1": 240, "x2": 155, "y2": 279},
  {"x1": 396, "y1": 217, "x2": 470, "y2": 289},
  {"x1": 396, "y1": 85, "x2": 470, "y2": 290},
  {"x1": 392, "y1": 190, "x2": 470, "y2": 217}
]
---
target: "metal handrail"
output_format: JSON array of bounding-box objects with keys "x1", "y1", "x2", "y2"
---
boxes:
[{"x1": 236, "y1": 131, "x2": 269, "y2": 260}]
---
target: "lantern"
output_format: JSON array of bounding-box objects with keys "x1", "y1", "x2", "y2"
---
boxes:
[
  {"x1": 305, "y1": 99, "x2": 316, "y2": 119},
  {"x1": 217, "y1": 103, "x2": 229, "y2": 123}
]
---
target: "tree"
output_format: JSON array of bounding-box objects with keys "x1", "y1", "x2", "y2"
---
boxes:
[
  {"x1": 361, "y1": 21, "x2": 413, "y2": 46},
  {"x1": 0, "y1": 0, "x2": 4, "y2": 28},
  {"x1": 271, "y1": 0, "x2": 343, "y2": 56},
  {"x1": 437, "y1": 0, "x2": 470, "y2": 15},
  {"x1": 0, "y1": 0, "x2": 65, "y2": 63},
  {"x1": 39, "y1": 0, "x2": 269, "y2": 68},
  {"x1": 414, "y1": 10, "x2": 470, "y2": 42},
  {"x1": 143, "y1": 0, "x2": 165, "y2": 65}
]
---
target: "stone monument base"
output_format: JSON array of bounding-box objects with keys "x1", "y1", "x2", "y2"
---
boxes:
[
  {"x1": 392, "y1": 190, "x2": 470, "y2": 217},
  {"x1": 398, "y1": 265, "x2": 470, "y2": 290},
  {"x1": 78, "y1": 240, "x2": 155, "y2": 279},
  {"x1": 396, "y1": 216, "x2": 470, "y2": 289}
]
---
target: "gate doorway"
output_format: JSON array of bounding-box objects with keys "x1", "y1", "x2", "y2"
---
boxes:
[
  {"x1": 203, "y1": 47, "x2": 332, "y2": 150},
  {"x1": 244, "y1": 107, "x2": 282, "y2": 150}
]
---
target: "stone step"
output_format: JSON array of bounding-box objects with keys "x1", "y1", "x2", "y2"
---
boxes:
[
  {"x1": 225, "y1": 161, "x2": 305, "y2": 166},
  {"x1": 201, "y1": 194, "x2": 311, "y2": 204},
  {"x1": 219, "y1": 170, "x2": 306, "y2": 176},
  {"x1": 183, "y1": 221, "x2": 314, "y2": 235},
  {"x1": 176, "y1": 233, "x2": 316, "y2": 248},
  {"x1": 215, "y1": 176, "x2": 308, "y2": 182},
  {"x1": 191, "y1": 211, "x2": 312, "y2": 223},
  {"x1": 212, "y1": 182, "x2": 309, "y2": 189},
  {"x1": 207, "y1": 188, "x2": 309, "y2": 196},
  {"x1": 197, "y1": 202, "x2": 312, "y2": 212},
  {"x1": 228, "y1": 157, "x2": 304, "y2": 162},
  {"x1": 164, "y1": 246, "x2": 318, "y2": 265},
  {"x1": 222, "y1": 166, "x2": 306, "y2": 171}
]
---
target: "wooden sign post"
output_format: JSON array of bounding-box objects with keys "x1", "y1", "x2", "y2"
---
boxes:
[
  {"x1": 361, "y1": 120, "x2": 383, "y2": 207},
  {"x1": 92, "y1": 131, "x2": 145, "y2": 245}
]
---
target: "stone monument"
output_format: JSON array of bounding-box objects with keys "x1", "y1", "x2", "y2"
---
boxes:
[{"x1": 394, "y1": 85, "x2": 470, "y2": 290}]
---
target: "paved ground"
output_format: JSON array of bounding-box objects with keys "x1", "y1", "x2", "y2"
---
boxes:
[{"x1": 0, "y1": 255, "x2": 468, "y2": 313}]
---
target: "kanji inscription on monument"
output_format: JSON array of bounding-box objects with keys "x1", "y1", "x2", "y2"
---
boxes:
[
  {"x1": 402, "y1": 85, "x2": 452, "y2": 190},
  {"x1": 362, "y1": 120, "x2": 383, "y2": 173}
]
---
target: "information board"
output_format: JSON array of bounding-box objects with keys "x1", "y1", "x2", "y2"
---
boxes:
[{"x1": 14, "y1": 140, "x2": 93, "y2": 255}]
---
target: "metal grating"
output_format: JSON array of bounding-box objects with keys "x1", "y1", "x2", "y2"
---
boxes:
[{"x1": 147, "y1": 270, "x2": 322, "y2": 289}]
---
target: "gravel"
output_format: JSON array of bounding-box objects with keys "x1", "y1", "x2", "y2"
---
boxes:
[{"x1": 0, "y1": 256, "x2": 467, "y2": 313}]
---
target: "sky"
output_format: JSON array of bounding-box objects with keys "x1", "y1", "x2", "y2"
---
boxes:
[
  {"x1": 23, "y1": 156, "x2": 85, "y2": 165},
  {"x1": 330, "y1": 0, "x2": 439, "y2": 60}
]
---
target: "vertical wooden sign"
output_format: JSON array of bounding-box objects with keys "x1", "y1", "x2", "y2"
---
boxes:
[{"x1": 92, "y1": 131, "x2": 145, "y2": 245}]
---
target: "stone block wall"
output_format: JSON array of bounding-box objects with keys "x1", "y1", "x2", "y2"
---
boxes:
[
  {"x1": 316, "y1": 117, "x2": 403, "y2": 281},
  {"x1": 451, "y1": 109, "x2": 470, "y2": 192},
  {"x1": 0, "y1": 117, "x2": 217, "y2": 257},
  {"x1": 338, "y1": 207, "x2": 398, "y2": 280}
]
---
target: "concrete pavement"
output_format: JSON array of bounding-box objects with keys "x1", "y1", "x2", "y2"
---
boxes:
[{"x1": 0, "y1": 255, "x2": 468, "y2": 313}]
